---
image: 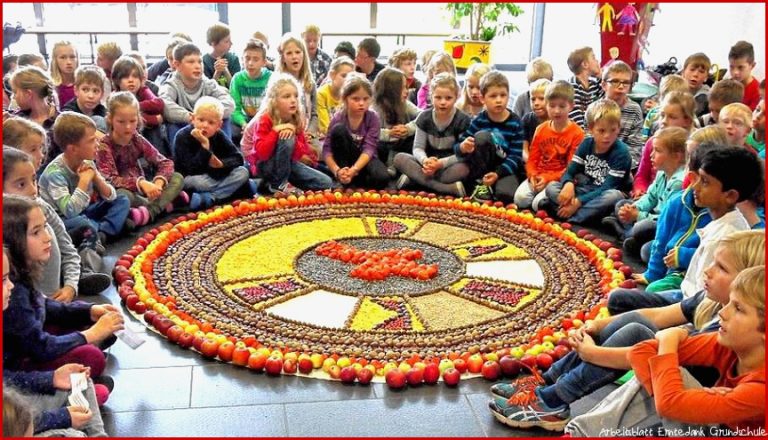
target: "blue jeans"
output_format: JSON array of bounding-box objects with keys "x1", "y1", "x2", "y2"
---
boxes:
[
  {"x1": 183, "y1": 166, "x2": 249, "y2": 201},
  {"x1": 607, "y1": 287, "x2": 683, "y2": 315},
  {"x1": 545, "y1": 178, "x2": 626, "y2": 224},
  {"x1": 168, "y1": 119, "x2": 232, "y2": 158},
  {"x1": 257, "y1": 138, "x2": 333, "y2": 191},
  {"x1": 614, "y1": 199, "x2": 657, "y2": 244},
  {"x1": 542, "y1": 312, "x2": 658, "y2": 405},
  {"x1": 62, "y1": 195, "x2": 130, "y2": 238}
]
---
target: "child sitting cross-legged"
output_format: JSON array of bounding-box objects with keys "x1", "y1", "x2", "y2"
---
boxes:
[
  {"x1": 393, "y1": 72, "x2": 471, "y2": 197},
  {"x1": 173, "y1": 97, "x2": 251, "y2": 210},
  {"x1": 542, "y1": 99, "x2": 631, "y2": 224},
  {"x1": 248, "y1": 73, "x2": 332, "y2": 195},
  {"x1": 603, "y1": 127, "x2": 687, "y2": 258},
  {"x1": 514, "y1": 80, "x2": 584, "y2": 211},
  {"x1": 38, "y1": 112, "x2": 132, "y2": 242},
  {"x1": 565, "y1": 265, "x2": 766, "y2": 436},
  {"x1": 97, "y1": 92, "x2": 186, "y2": 227}
]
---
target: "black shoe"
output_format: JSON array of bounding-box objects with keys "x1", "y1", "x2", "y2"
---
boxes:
[
  {"x1": 98, "y1": 231, "x2": 109, "y2": 247},
  {"x1": 93, "y1": 375, "x2": 114, "y2": 393},
  {"x1": 78, "y1": 272, "x2": 112, "y2": 295},
  {"x1": 623, "y1": 236, "x2": 639, "y2": 256},
  {"x1": 602, "y1": 216, "x2": 625, "y2": 240}
]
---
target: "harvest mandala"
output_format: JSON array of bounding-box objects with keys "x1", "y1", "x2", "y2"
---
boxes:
[{"x1": 118, "y1": 191, "x2": 625, "y2": 380}]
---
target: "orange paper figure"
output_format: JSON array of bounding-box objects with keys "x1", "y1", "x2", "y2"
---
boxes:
[{"x1": 597, "y1": 3, "x2": 616, "y2": 32}]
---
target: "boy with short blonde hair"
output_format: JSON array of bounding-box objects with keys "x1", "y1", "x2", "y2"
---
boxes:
[
  {"x1": 728, "y1": 40, "x2": 760, "y2": 110},
  {"x1": 521, "y1": 78, "x2": 551, "y2": 147},
  {"x1": 682, "y1": 52, "x2": 712, "y2": 116},
  {"x1": 389, "y1": 47, "x2": 421, "y2": 106},
  {"x1": 513, "y1": 57, "x2": 553, "y2": 118},
  {"x1": 602, "y1": 61, "x2": 644, "y2": 168},
  {"x1": 204, "y1": 22, "x2": 241, "y2": 89},
  {"x1": 62, "y1": 66, "x2": 107, "y2": 132},
  {"x1": 718, "y1": 102, "x2": 753, "y2": 147},
  {"x1": 302, "y1": 24, "x2": 333, "y2": 86},
  {"x1": 172, "y1": 97, "x2": 250, "y2": 210},
  {"x1": 515, "y1": 80, "x2": 584, "y2": 211},
  {"x1": 567, "y1": 46, "x2": 604, "y2": 128},
  {"x1": 543, "y1": 99, "x2": 632, "y2": 224},
  {"x1": 39, "y1": 112, "x2": 131, "y2": 239}
]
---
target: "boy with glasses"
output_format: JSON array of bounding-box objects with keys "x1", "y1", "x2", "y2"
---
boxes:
[
  {"x1": 602, "y1": 61, "x2": 644, "y2": 169},
  {"x1": 355, "y1": 38, "x2": 385, "y2": 83}
]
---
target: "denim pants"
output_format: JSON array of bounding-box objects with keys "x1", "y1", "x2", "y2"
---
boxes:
[
  {"x1": 542, "y1": 312, "x2": 658, "y2": 405},
  {"x1": 62, "y1": 195, "x2": 130, "y2": 238},
  {"x1": 614, "y1": 199, "x2": 658, "y2": 245},
  {"x1": 545, "y1": 177, "x2": 626, "y2": 224},
  {"x1": 183, "y1": 166, "x2": 249, "y2": 201},
  {"x1": 257, "y1": 138, "x2": 333, "y2": 191},
  {"x1": 607, "y1": 287, "x2": 683, "y2": 315}
]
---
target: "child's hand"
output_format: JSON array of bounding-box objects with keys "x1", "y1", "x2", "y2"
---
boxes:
[
  {"x1": 557, "y1": 198, "x2": 581, "y2": 219},
  {"x1": 139, "y1": 179, "x2": 162, "y2": 200},
  {"x1": 422, "y1": 157, "x2": 442, "y2": 176},
  {"x1": 191, "y1": 128, "x2": 210, "y2": 150},
  {"x1": 77, "y1": 163, "x2": 96, "y2": 184},
  {"x1": 53, "y1": 364, "x2": 90, "y2": 390},
  {"x1": 213, "y1": 57, "x2": 229, "y2": 74},
  {"x1": 156, "y1": 114, "x2": 163, "y2": 125},
  {"x1": 85, "y1": 312, "x2": 124, "y2": 344},
  {"x1": 460, "y1": 137, "x2": 475, "y2": 154},
  {"x1": 90, "y1": 304, "x2": 120, "y2": 322},
  {"x1": 531, "y1": 175, "x2": 547, "y2": 192},
  {"x1": 630, "y1": 188, "x2": 645, "y2": 200},
  {"x1": 557, "y1": 182, "x2": 575, "y2": 206},
  {"x1": 390, "y1": 125, "x2": 408, "y2": 139},
  {"x1": 632, "y1": 273, "x2": 649, "y2": 284},
  {"x1": 663, "y1": 248, "x2": 678, "y2": 268},
  {"x1": 482, "y1": 172, "x2": 498, "y2": 187},
  {"x1": 51, "y1": 286, "x2": 76, "y2": 303},
  {"x1": 298, "y1": 155, "x2": 314, "y2": 166},
  {"x1": 617, "y1": 204, "x2": 638, "y2": 223},
  {"x1": 654, "y1": 327, "x2": 688, "y2": 346},
  {"x1": 68, "y1": 406, "x2": 93, "y2": 429},
  {"x1": 702, "y1": 387, "x2": 733, "y2": 396},
  {"x1": 336, "y1": 167, "x2": 353, "y2": 184}
]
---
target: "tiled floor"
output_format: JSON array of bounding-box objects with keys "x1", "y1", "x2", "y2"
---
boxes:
[{"x1": 96, "y1": 208, "x2": 634, "y2": 437}]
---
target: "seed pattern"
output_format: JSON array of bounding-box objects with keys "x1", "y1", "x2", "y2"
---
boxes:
[
  {"x1": 234, "y1": 278, "x2": 305, "y2": 305},
  {"x1": 375, "y1": 219, "x2": 408, "y2": 236}
]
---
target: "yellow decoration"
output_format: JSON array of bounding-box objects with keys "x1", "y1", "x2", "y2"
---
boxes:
[{"x1": 443, "y1": 40, "x2": 490, "y2": 70}]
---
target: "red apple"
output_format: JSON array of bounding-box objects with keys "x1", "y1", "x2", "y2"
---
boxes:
[
  {"x1": 217, "y1": 341, "x2": 235, "y2": 362},
  {"x1": 143, "y1": 310, "x2": 158, "y2": 325},
  {"x1": 232, "y1": 346, "x2": 251, "y2": 367},
  {"x1": 340, "y1": 366, "x2": 357, "y2": 384},
  {"x1": 499, "y1": 355, "x2": 522, "y2": 378},
  {"x1": 467, "y1": 354, "x2": 484, "y2": 374},
  {"x1": 406, "y1": 367, "x2": 424, "y2": 386},
  {"x1": 619, "y1": 279, "x2": 637, "y2": 289},
  {"x1": 619, "y1": 265, "x2": 633, "y2": 278},
  {"x1": 133, "y1": 301, "x2": 147, "y2": 314},
  {"x1": 125, "y1": 294, "x2": 139, "y2": 310},
  {"x1": 583, "y1": 233, "x2": 595, "y2": 241},
  {"x1": 200, "y1": 339, "x2": 220, "y2": 358},
  {"x1": 165, "y1": 325, "x2": 184, "y2": 343},
  {"x1": 282, "y1": 358, "x2": 297, "y2": 375},
  {"x1": 442, "y1": 367, "x2": 461, "y2": 386},
  {"x1": 452, "y1": 358, "x2": 468, "y2": 374},
  {"x1": 356, "y1": 367, "x2": 374, "y2": 385},
  {"x1": 520, "y1": 354, "x2": 537, "y2": 369},
  {"x1": 192, "y1": 334, "x2": 206, "y2": 352},
  {"x1": 298, "y1": 357, "x2": 314, "y2": 374},
  {"x1": 177, "y1": 331, "x2": 194, "y2": 349},
  {"x1": 576, "y1": 229, "x2": 589, "y2": 238},
  {"x1": 385, "y1": 369, "x2": 407, "y2": 389},
  {"x1": 423, "y1": 363, "x2": 440, "y2": 384},
  {"x1": 264, "y1": 355, "x2": 283, "y2": 375},
  {"x1": 598, "y1": 241, "x2": 613, "y2": 252},
  {"x1": 561, "y1": 222, "x2": 572, "y2": 230},
  {"x1": 552, "y1": 344, "x2": 570, "y2": 360},
  {"x1": 247, "y1": 353, "x2": 267, "y2": 372},
  {"x1": 481, "y1": 360, "x2": 501, "y2": 381},
  {"x1": 154, "y1": 317, "x2": 174, "y2": 336},
  {"x1": 536, "y1": 353, "x2": 554, "y2": 370}
]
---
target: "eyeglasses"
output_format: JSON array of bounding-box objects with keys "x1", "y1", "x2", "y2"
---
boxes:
[{"x1": 606, "y1": 79, "x2": 632, "y2": 88}]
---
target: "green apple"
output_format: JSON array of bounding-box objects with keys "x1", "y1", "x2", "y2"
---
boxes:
[
  {"x1": 438, "y1": 358, "x2": 455, "y2": 373},
  {"x1": 510, "y1": 347, "x2": 525, "y2": 359}
]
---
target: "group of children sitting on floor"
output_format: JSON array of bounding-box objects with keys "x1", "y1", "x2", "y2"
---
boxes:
[{"x1": 1, "y1": 21, "x2": 765, "y2": 436}]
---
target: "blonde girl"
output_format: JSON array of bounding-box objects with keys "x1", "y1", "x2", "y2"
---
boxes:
[
  {"x1": 416, "y1": 51, "x2": 456, "y2": 109},
  {"x1": 248, "y1": 74, "x2": 332, "y2": 194},
  {"x1": 316, "y1": 56, "x2": 355, "y2": 136},
  {"x1": 277, "y1": 33, "x2": 318, "y2": 136},
  {"x1": 3, "y1": 117, "x2": 46, "y2": 170},
  {"x1": 372, "y1": 67, "x2": 420, "y2": 169},
  {"x1": 322, "y1": 73, "x2": 389, "y2": 189},
  {"x1": 633, "y1": 91, "x2": 696, "y2": 197},
  {"x1": 393, "y1": 72, "x2": 471, "y2": 197},
  {"x1": 456, "y1": 62, "x2": 490, "y2": 116},
  {"x1": 96, "y1": 92, "x2": 185, "y2": 226},
  {"x1": 49, "y1": 41, "x2": 78, "y2": 107},
  {"x1": 9, "y1": 66, "x2": 59, "y2": 168}
]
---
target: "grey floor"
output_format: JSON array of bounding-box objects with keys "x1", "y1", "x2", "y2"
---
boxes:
[{"x1": 96, "y1": 208, "x2": 633, "y2": 437}]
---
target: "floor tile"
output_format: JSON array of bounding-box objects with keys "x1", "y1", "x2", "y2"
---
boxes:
[
  {"x1": 465, "y1": 392, "x2": 560, "y2": 438},
  {"x1": 102, "y1": 403, "x2": 287, "y2": 437},
  {"x1": 285, "y1": 397, "x2": 485, "y2": 437},
  {"x1": 105, "y1": 329, "x2": 214, "y2": 369},
  {"x1": 101, "y1": 366, "x2": 192, "y2": 413},
  {"x1": 190, "y1": 364, "x2": 377, "y2": 407}
]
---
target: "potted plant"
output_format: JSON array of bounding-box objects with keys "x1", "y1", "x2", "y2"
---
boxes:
[{"x1": 443, "y1": 2, "x2": 524, "y2": 70}]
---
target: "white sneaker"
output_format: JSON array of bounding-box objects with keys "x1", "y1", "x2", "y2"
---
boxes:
[
  {"x1": 455, "y1": 181, "x2": 467, "y2": 198},
  {"x1": 396, "y1": 174, "x2": 411, "y2": 190}
]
